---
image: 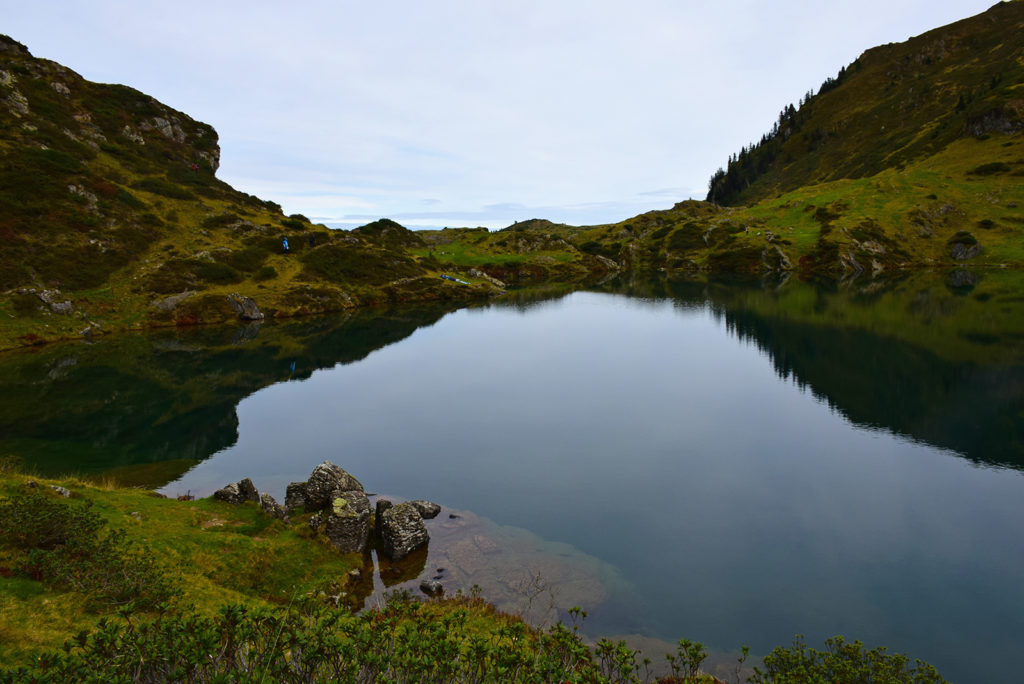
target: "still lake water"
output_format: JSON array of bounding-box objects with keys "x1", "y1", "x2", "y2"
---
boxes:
[{"x1": 3, "y1": 274, "x2": 1024, "y2": 682}]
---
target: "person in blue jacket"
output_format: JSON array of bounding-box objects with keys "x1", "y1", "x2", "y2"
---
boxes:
[{"x1": 283, "y1": 237, "x2": 289, "y2": 253}]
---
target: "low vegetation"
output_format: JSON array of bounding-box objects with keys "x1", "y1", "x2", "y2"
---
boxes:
[{"x1": 0, "y1": 471, "x2": 947, "y2": 682}]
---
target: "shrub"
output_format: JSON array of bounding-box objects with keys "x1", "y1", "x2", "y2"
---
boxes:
[
  {"x1": 967, "y1": 162, "x2": 1010, "y2": 175},
  {"x1": 750, "y1": 635, "x2": 948, "y2": 684},
  {"x1": 0, "y1": 491, "x2": 104, "y2": 550},
  {"x1": 0, "y1": 491, "x2": 178, "y2": 610},
  {"x1": 131, "y1": 177, "x2": 196, "y2": 200},
  {"x1": 253, "y1": 265, "x2": 277, "y2": 281}
]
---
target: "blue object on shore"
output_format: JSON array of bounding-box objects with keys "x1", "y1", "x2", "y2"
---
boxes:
[{"x1": 439, "y1": 274, "x2": 469, "y2": 285}]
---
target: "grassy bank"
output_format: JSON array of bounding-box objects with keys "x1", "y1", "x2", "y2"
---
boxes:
[{"x1": 0, "y1": 469, "x2": 949, "y2": 683}]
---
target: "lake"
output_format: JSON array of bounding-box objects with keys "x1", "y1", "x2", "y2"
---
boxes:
[{"x1": 3, "y1": 271, "x2": 1023, "y2": 683}]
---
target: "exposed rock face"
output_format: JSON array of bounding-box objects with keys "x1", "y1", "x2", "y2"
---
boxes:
[
  {"x1": 380, "y1": 502, "x2": 429, "y2": 561},
  {"x1": 237, "y1": 478, "x2": 259, "y2": 502},
  {"x1": 374, "y1": 498, "x2": 393, "y2": 538},
  {"x1": 226, "y1": 293, "x2": 264, "y2": 321},
  {"x1": 213, "y1": 482, "x2": 244, "y2": 504},
  {"x1": 323, "y1": 490, "x2": 371, "y2": 553},
  {"x1": 304, "y1": 461, "x2": 364, "y2": 511},
  {"x1": 260, "y1": 493, "x2": 288, "y2": 521},
  {"x1": 154, "y1": 290, "x2": 194, "y2": 313},
  {"x1": 408, "y1": 500, "x2": 441, "y2": 520},
  {"x1": 950, "y1": 242, "x2": 981, "y2": 260},
  {"x1": 214, "y1": 478, "x2": 260, "y2": 505},
  {"x1": 285, "y1": 482, "x2": 307, "y2": 512}
]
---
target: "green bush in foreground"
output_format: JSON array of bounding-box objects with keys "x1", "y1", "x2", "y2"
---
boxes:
[
  {"x1": 0, "y1": 489, "x2": 948, "y2": 683},
  {"x1": 0, "y1": 491, "x2": 178, "y2": 611},
  {"x1": 750, "y1": 635, "x2": 947, "y2": 684}
]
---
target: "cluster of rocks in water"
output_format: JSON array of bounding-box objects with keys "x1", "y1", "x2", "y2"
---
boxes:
[{"x1": 213, "y1": 461, "x2": 441, "y2": 562}]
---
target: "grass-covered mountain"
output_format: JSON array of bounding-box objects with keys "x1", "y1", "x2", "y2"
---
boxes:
[
  {"x1": 2, "y1": 1, "x2": 1023, "y2": 351},
  {"x1": 556, "y1": 1, "x2": 1023, "y2": 276},
  {"x1": 0, "y1": 35, "x2": 509, "y2": 350}
]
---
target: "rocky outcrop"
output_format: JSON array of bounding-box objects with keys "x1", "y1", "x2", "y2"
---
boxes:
[
  {"x1": 211, "y1": 463, "x2": 441, "y2": 561},
  {"x1": 379, "y1": 502, "x2": 430, "y2": 561},
  {"x1": 285, "y1": 482, "x2": 307, "y2": 512},
  {"x1": 213, "y1": 477, "x2": 260, "y2": 505},
  {"x1": 260, "y1": 493, "x2": 289, "y2": 522},
  {"x1": 226, "y1": 293, "x2": 264, "y2": 321},
  {"x1": 304, "y1": 461, "x2": 364, "y2": 511},
  {"x1": 323, "y1": 490, "x2": 371, "y2": 553}
]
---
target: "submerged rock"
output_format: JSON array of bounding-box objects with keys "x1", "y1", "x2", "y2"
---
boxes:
[
  {"x1": 380, "y1": 502, "x2": 429, "y2": 561},
  {"x1": 419, "y1": 579, "x2": 444, "y2": 597},
  {"x1": 304, "y1": 461, "x2": 364, "y2": 511}
]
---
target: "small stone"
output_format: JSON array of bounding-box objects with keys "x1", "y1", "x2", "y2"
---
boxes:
[
  {"x1": 130, "y1": 511, "x2": 142, "y2": 521},
  {"x1": 51, "y1": 485, "x2": 71, "y2": 498},
  {"x1": 347, "y1": 568, "x2": 362, "y2": 580},
  {"x1": 408, "y1": 500, "x2": 441, "y2": 519},
  {"x1": 419, "y1": 579, "x2": 444, "y2": 597},
  {"x1": 449, "y1": 514, "x2": 460, "y2": 519}
]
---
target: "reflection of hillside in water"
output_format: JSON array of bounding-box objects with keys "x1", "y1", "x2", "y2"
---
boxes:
[
  {"x1": 0, "y1": 304, "x2": 461, "y2": 486},
  {"x1": 600, "y1": 272, "x2": 1024, "y2": 470}
]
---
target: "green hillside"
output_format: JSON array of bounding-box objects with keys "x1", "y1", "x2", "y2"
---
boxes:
[
  {"x1": 0, "y1": 35, "x2": 504, "y2": 350},
  {"x1": 2, "y1": 2, "x2": 1023, "y2": 351},
  {"x1": 706, "y1": 0, "x2": 1024, "y2": 205}
]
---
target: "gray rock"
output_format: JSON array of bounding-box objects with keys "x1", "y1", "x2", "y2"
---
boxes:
[
  {"x1": 51, "y1": 485, "x2": 71, "y2": 498},
  {"x1": 213, "y1": 482, "x2": 244, "y2": 504},
  {"x1": 285, "y1": 482, "x2": 308, "y2": 512},
  {"x1": 260, "y1": 493, "x2": 288, "y2": 521},
  {"x1": 419, "y1": 579, "x2": 444, "y2": 597},
  {"x1": 951, "y1": 242, "x2": 981, "y2": 260},
  {"x1": 408, "y1": 500, "x2": 441, "y2": 520},
  {"x1": 214, "y1": 478, "x2": 259, "y2": 505},
  {"x1": 237, "y1": 478, "x2": 260, "y2": 503},
  {"x1": 323, "y1": 490, "x2": 371, "y2": 553},
  {"x1": 154, "y1": 290, "x2": 194, "y2": 313},
  {"x1": 374, "y1": 499, "x2": 393, "y2": 537},
  {"x1": 308, "y1": 512, "x2": 323, "y2": 532},
  {"x1": 226, "y1": 293, "x2": 264, "y2": 321},
  {"x1": 380, "y1": 502, "x2": 429, "y2": 561},
  {"x1": 304, "y1": 461, "x2": 364, "y2": 511}
]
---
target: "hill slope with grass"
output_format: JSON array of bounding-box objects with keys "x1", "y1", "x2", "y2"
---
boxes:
[
  {"x1": 0, "y1": 35, "x2": 503, "y2": 350},
  {"x1": 538, "y1": 1, "x2": 1023, "y2": 279}
]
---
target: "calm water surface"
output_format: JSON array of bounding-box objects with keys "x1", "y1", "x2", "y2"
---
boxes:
[{"x1": 4, "y1": 275, "x2": 1024, "y2": 682}]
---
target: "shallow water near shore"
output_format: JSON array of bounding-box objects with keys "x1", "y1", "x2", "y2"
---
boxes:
[{"x1": 3, "y1": 272, "x2": 1024, "y2": 683}]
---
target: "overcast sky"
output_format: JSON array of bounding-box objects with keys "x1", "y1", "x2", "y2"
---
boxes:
[{"x1": 2, "y1": 1, "x2": 997, "y2": 229}]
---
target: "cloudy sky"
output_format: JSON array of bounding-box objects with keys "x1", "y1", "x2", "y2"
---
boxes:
[{"x1": 2, "y1": 1, "x2": 996, "y2": 229}]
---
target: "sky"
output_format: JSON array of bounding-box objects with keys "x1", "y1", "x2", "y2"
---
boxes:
[{"x1": 1, "y1": 1, "x2": 998, "y2": 230}]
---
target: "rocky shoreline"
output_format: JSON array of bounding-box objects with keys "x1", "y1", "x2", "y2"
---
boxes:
[{"x1": 214, "y1": 460, "x2": 445, "y2": 596}]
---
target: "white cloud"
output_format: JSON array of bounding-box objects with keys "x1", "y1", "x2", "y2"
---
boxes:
[{"x1": 0, "y1": 0, "x2": 997, "y2": 228}]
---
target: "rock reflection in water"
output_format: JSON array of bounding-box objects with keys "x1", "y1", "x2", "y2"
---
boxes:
[{"x1": 351, "y1": 501, "x2": 618, "y2": 628}]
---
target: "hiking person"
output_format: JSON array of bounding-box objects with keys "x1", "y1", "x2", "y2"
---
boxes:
[{"x1": 283, "y1": 237, "x2": 289, "y2": 253}]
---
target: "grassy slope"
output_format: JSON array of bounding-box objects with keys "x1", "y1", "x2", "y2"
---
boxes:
[
  {"x1": 0, "y1": 470, "x2": 364, "y2": 666},
  {"x1": 0, "y1": 39, "x2": 501, "y2": 351}
]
